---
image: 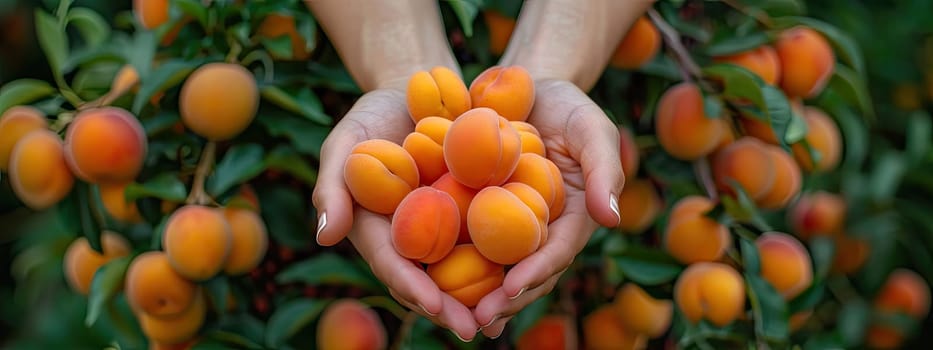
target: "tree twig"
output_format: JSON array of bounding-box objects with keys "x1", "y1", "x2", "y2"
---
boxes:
[
  {"x1": 721, "y1": 0, "x2": 774, "y2": 28},
  {"x1": 693, "y1": 157, "x2": 719, "y2": 201},
  {"x1": 185, "y1": 142, "x2": 218, "y2": 206}
]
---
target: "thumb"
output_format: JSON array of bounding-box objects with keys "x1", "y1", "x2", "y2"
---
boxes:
[{"x1": 570, "y1": 105, "x2": 626, "y2": 228}]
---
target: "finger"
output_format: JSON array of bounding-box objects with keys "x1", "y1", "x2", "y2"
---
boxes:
[
  {"x1": 480, "y1": 315, "x2": 512, "y2": 339},
  {"x1": 391, "y1": 291, "x2": 480, "y2": 343},
  {"x1": 475, "y1": 273, "x2": 561, "y2": 328},
  {"x1": 312, "y1": 122, "x2": 366, "y2": 246},
  {"x1": 349, "y1": 208, "x2": 444, "y2": 315},
  {"x1": 564, "y1": 103, "x2": 626, "y2": 228}
]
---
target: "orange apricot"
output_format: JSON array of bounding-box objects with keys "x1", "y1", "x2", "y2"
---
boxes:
[
  {"x1": 832, "y1": 234, "x2": 869, "y2": 274},
  {"x1": 582, "y1": 306, "x2": 647, "y2": 350},
  {"x1": 63, "y1": 232, "x2": 132, "y2": 295},
  {"x1": 317, "y1": 299, "x2": 388, "y2": 350},
  {"x1": 612, "y1": 283, "x2": 673, "y2": 338},
  {"x1": 402, "y1": 116, "x2": 452, "y2": 185},
  {"x1": 391, "y1": 187, "x2": 460, "y2": 264},
  {"x1": 712, "y1": 136, "x2": 776, "y2": 200},
  {"x1": 344, "y1": 139, "x2": 420, "y2": 214},
  {"x1": 426, "y1": 244, "x2": 505, "y2": 308},
  {"x1": 512, "y1": 121, "x2": 546, "y2": 156},
  {"x1": 775, "y1": 26, "x2": 835, "y2": 98},
  {"x1": 655, "y1": 82, "x2": 726, "y2": 160},
  {"x1": 619, "y1": 126, "x2": 640, "y2": 177},
  {"x1": 610, "y1": 16, "x2": 661, "y2": 70},
  {"x1": 714, "y1": 45, "x2": 782, "y2": 85},
  {"x1": 484, "y1": 11, "x2": 515, "y2": 56},
  {"x1": 138, "y1": 293, "x2": 207, "y2": 346},
  {"x1": 99, "y1": 182, "x2": 143, "y2": 223},
  {"x1": 789, "y1": 191, "x2": 846, "y2": 239},
  {"x1": 874, "y1": 269, "x2": 931, "y2": 319},
  {"x1": 712, "y1": 123, "x2": 737, "y2": 155},
  {"x1": 162, "y1": 205, "x2": 233, "y2": 281},
  {"x1": 469, "y1": 66, "x2": 536, "y2": 122},
  {"x1": 8, "y1": 130, "x2": 74, "y2": 210},
  {"x1": 866, "y1": 325, "x2": 904, "y2": 350},
  {"x1": 663, "y1": 196, "x2": 732, "y2": 264},
  {"x1": 149, "y1": 338, "x2": 198, "y2": 350},
  {"x1": 740, "y1": 116, "x2": 780, "y2": 145},
  {"x1": 406, "y1": 66, "x2": 471, "y2": 123},
  {"x1": 756, "y1": 146, "x2": 802, "y2": 210},
  {"x1": 468, "y1": 186, "x2": 546, "y2": 265},
  {"x1": 516, "y1": 315, "x2": 577, "y2": 350},
  {"x1": 111, "y1": 64, "x2": 140, "y2": 96},
  {"x1": 64, "y1": 107, "x2": 147, "y2": 184},
  {"x1": 506, "y1": 153, "x2": 566, "y2": 221},
  {"x1": 125, "y1": 251, "x2": 199, "y2": 317},
  {"x1": 792, "y1": 106, "x2": 842, "y2": 172},
  {"x1": 133, "y1": 0, "x2": 169, "y2": 30},
  {"x1": 222, "y1": 207, "x2": 269, "y2": 276},
  {"x1": 674, "y1": 262, "x2": 746, "y2": 327},
  {"x1": 0, "y1": 105, "x2": 47, "y2": 170},
  {"x1": 502, "y1": 182, "x2": 550, "y2": 244},
  {"x1": 617, "y1": 179, "x2": 662, "y2": 233},
  {"x1": 444, "y1": 107, "x2": 521, "y2": 189},
  {"x1": 179, "y1": 63, "x2": 259, "y2": 141},
  {"x1": 257, "y1": 13, "x2": 311, "y2": 60},
  {"x1": 431, "y1": 173, "x2": 479, "y2": 244},
  {"x1": 756, "y1": 232, "x2": 814, "y2": 300}
]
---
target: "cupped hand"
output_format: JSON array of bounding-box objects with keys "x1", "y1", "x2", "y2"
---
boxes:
[
  {"x1": 311, "y1": 87, "x2": 480, "y2": 341},
  {"x1": 473, "y1": 79, "x2": 626, "y2": 338}
]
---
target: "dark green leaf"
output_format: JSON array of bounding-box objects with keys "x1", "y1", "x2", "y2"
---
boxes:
[
  {"x1": 508, "y1": 295, "x2": 552, "y2": 343},
  {"x1": 259, "y1": 86, "x2": 332, "y2": 125},
  {"x1": 761, "y1": 85, "x2": 793, "y2": 150},
  {"x1": 264, "y1": 299, "x2": 328, "y2": 349},
  {"x1": 702, "y1": 94, "x2": 723, "y2": 119},
  {"x1": 142, "y1": 110, "x2": 181, "y2": 136},
  {"x1": 258, "y1": 113, "x2": 330, "y2": 158},
  {"x1": 260, "y1": 35, "x2": 295, "y2": 60},
  {"x1": 745, "y1": 273, "x2": 789, "y2": 340},
  {"x1": 276, "y1": 253, "x2": 382, "y2": 292},
  {"x1": 837, "y1": 299, "x2": 870, "y2": 346},
  {"x1": 401, "y1": 317, "x2": 445, "y2": 350},
  {"x1": 704, "y1": 32, "x2": 771, "y2": 56},
  {"x1": 174, "y1": 0, "x2": 208, "y2": 28},
  {"x1": 740, "y1": 237, "x2": 761, "y2": 274},
  {"x1": 448, "y1": 0, "x2": 481, "y2": 37},
  {"x1": 827, "y1": 65, "x2": 875, "y2": 120},
  {"x1": 771, "y1": 16, "x2": 865, "y2": 76},
  {"x1": 76, "y1": 182, "x2": 103, "y2": 253},
  {"x1": 66, "y1": 7, "x2": 110, "y2": 48},
  {"x1": 906, "y1": 111, "x2": 932, "y2": 165},
  {"x1": 257, "y1": 184, "x2": 312, "y2": 248},
  {"x1": 305, "y1": 63, "x2": 360, "y2": 93},
  {"x1": 125, "y1": 173, "x2": 188, "y2": 202},
  {"x1": 126, "y1": 29, "x2": 157, "y2": 83},
  {"x1": 85, "y1": 255, "x2": 132, "y2": 327},
  {"x1": 637, "y1": 54, "x2": 682, "y2": 81},
  {"x1": 132, "y1": 58, "x2": 202, "y2": 114},
  {"x1": 35, "y1": 9, "x2": 68, "y2": 76},
  {"x1": 869, "y1": 151, "x2": 907, "y2": 202},
  {"x1": 0, "y1": 79, "x2": 57, "y2": 114},
  {"x1": 264, "y1": 146, "x2": 318, "y2": 186},
  {"x1": 295, "y1": 12, "x2": 318, "y2": 54},
  {"x1": 802, "y1": 332, "x2": 845, "y2": 350},
  {"x1": 788, "y1": 282, "x2": 825, "y2": 313},
  {"x1": 614, "y1": 255, "x2": 683, "y2": 286},
  {"x1": 205, "y1": 276, "x2": 231, "y2": 319},
  {"x1": 750, "y1": 0, "x2": 807, "y2": 17},
  {"x1": 195, "y1": 331, "x2": 264, "y2": 350},
  {"x1": 207, "y1": 143, "x2": 266, "y2": 197},
  {"x1": 809, "y1": 236, "x2": 835, "y2": 281},
  {"x1": 702, "y1": 63, "x2": 766, "y2": 110}
]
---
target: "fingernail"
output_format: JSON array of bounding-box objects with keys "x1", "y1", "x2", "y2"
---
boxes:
[
  {"x1": 315, "y1": 212, "x2": 327, "y2": 245},
  {"x1": 480, "y1": 315, "x2": 500, "y2": 329},
  {"x1": 418, "y1": 303, "x2": 437, "y2": 317},
  {"x1": 490, "y1": 327, "x2": 505, "y2": 340},
  {"x1": 609, "y1": 193, "x2": 621, "y2": 226},
  {"x1": 451, "y1": 330, "x2": 472, "y2": 343},
  {"x1": 508, "y1": 287, "x2": 526, "y2": 300}
]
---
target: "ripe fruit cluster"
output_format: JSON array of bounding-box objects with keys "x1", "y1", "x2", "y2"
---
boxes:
[{"x1": 343, "y1": 65, "x2": 566, "y2": 307}]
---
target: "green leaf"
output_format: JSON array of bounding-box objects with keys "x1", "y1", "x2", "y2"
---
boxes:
[
  {"x1": 276, "y1": 253, "x2": 382, "y2": 292},
  {"x1": 750, "y1": 0, "x2": 807, "y2": 17},
  {"x1": 85, "y1": 255, "x2": 132, "y2": 327},
  {"x1": 613, "y1": 255, "x2": 683, "y2": 286},
  {"x1": 771, "y1": 16, "x2": 865, "y2": 76},
  {"x1": 259, "y1": 86, "x2": 332, "y2": 125},
  {"x1": 788, "y1": 282, "x2": 824, "y2": 313},
  {"x1": 264, "y1": 299, "x2": 328, "y2": 349},
  {"x1": 401, "y1": 317, "x2": 446, "y2": 350},
  {"x1": 784, "y1": 108, "x2": 808, "y2": 144},
  {"x1": 295, "y1": 12, "x2": 318, "y2": 54},
  {"x1": 207, "y1": 144, "x2": 266, "y2": 197},
  {"x1": 264, "y1": 146, "x2": 318, "y2": 186},
  {"x1": 740, "y1": 237, "x2": 761, "y2": 274},
  {"x1": 142, "y1": 110, "x2": 181, "y2": 136},
  {"x1": 704, "y1": 32, "x2": 771, "y2": 56},
  {"x1": 837, "y1": 299, "x2": 870, "y2": 346},
  {"x1": 760, "y1": 85, "x2": 793, "y2": 150},
  {"x1": 0, "y1": 79, "x2": 57, "y2": 114},
  {"x1": 808, "y1": 236, "x2": 835, "y2": 281},
  {"x1": 305, "y1": 63, "x2": 360, "y2": 94},
  {"x1": 906, "y1": 111, "x2": 932, "y2": 165},
  {"x1": 76, "y1": 182, "x2": 103, "y2": 253},
  {"x1": 702, "y1": 63, "x2": 766, "y2": 109},
  {"x1": 66, "y1": 7, "x2": 110, "y2": 48},
  {"x1": 745, "y1": 273, "x2": 789, "y2": 340},
  {"x1": 637, "y1": 54, "x2": 682, "y2": 81},
  {"x1": 260, "y1": 35, "x2": 295, "y2": 60},
  {"x1": 869, "y1": 151, "x2": 907, "y2": 203},
  {"x1": 195, "y1": 331, "x2": 264, "y2": 350},
  {"x1": 257, "y1": 184, "x2": 312, "y2": 248},
  {"x1": 132, "y1": 58, "x2": 202, "y2": 114},
  {"x1": 125, "y1": 173, "x2": 188, "y2": 202},
  {"x1": 802, "y1": 332, "x2": 845, "y2": 350},
  {"x1": 174, "y1": 0, "x2": 208, "y2": 29},
  {"x1": 827, "y1": 65, "x2": 875, "y2": 120},
  {"x1": 702, "y1": 94, "x2": 723, "y2": 119},
  {"x1": 508, "y1": 295, "x2": 552, "y2": 344},
  {"x1": 35, "y1": 9, "x2": 68, "y2": 76},
  {"x1": 258, "y1": 113, "x2": 330, "y2": 158},
  {"x1": 448, "y1": 0, "x2": 481, "y2": 37},
  {"x1": 205, "y1": 276, "x2": 231, "y2": 319}
]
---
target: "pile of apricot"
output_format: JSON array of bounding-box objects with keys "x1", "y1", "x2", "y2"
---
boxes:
[{"x1": 343, "y1": 65, "x2": 565, "y2": 307}]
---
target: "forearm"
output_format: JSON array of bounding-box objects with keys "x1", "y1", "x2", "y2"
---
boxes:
[
  {"x1": 500, "y1": 0, "x2": 655, "y2": 91},
  {"x1": 305, "y1": 0, "x2": 459, "y2": 91}
]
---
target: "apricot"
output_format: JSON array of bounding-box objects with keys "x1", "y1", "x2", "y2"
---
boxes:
[
  {"x1": 469, "y1": 66, "x2": 535, "y2": 122},
  {"x1": 612, "y1": 283, "x2": 673, "y2": 338},
  {"x1": 484, "y1": 11, "x2": 515, "y2": 56},
  {"x1": 789, "y1": 310, "x2": 812, "y2": 332},
  {"x1": 832, "y1": 234, "x2": 869, "y2": 274},
  {"x1": 99, "y1": 182, "x2": 143, "y2": 223},
  {"x1": 792, "y1": 106, "x2": 842, "y2": 172},
  {"x1": 391, "y1": 187, "x2": 460, "y2": 264},
  {"x1": 866, "y1": 325, "x2": 904, "y2": 350},
  {"x1": 740, "y1": 116, "x2": 780, "y2": 145},
  {"x1": 149, "y1": 339, "x2": 198, "y2": 350},
  {"x1": 444, "y1": 107, "x2": 521, "y2": 189},
  {"x1": 8, "y1": 130, "x2": 74, "y2": 210},
  {"x1": 111, "y1": 64, "x2": 140, "y2": 96},
  {"x1": 344, "y1": 139, "x2": 420, "y2": 214},
  {"x1": 64, "y1": 107, "x2": 147, "y2": 184},
  {"x1": 257, "y1": 13, "x2": 311, "y2": 60},
  {"x1": 402, "y1": 116, "x2": 452, "y2": 185},
  {"x1": 756, "y1": 232, "x2": 813, "y2": 300},
  {"x1": 617, "y1": 179, "x2": 662, "y2": 233},
  {"x1": 655, "y1": 82, "x2": 726, "y2": 160},
  {"x1": 502, "y1": 182, "x2": 550, "y2": 244},
  {"x1": 426, "y1": 244, "x2": 504, "y2": 308},
  {"x1": 431, "y1": 173, "x2": 479, "y2": 244},
  {"x1": 789, "y1": 191, "x2": 846, "y2": 239},
  {"x1": 516, "y1": 315, "x2": 577, "y2": 350},
  {"x1": 712, "y1": 123, "x2": 737, "y2": 155},
  {"x1": 610, "y1": 16, "x2": 661, "y2": 70},
  {"x1": 506, "y1": 153, "x2": 566, "y2": 221},
  {"x1": 582, "y1": 306, "x2": 647, "y2": 350},
  {"x1": 775, "y1": 26, "x2": 835, "y2": 98},
  {"x1": 674, "y1": 262, "x2": 746, "y2": 327},
  {"x1": 0, "y1": 105, "x2": 47, "y2": 170},
  {"x1": 512, "y1": 121, "x2": 546, "y2": 156},
  {"x1": 125, "y1": 251, "x2": 199, "y2": 317},
  {"x1": 406, "y1": 66, "x2": 471, "y2": 123},
  {"x1": 756, "y1": 146, "x2": 802, "y2": 210},
  {"x1": 222, "y1": 207, "x2": 269, "y2": 276},
  {"x1": 712, "y1": 136, "x2": 776, "y2": 200},
  {"x1": 663, "y1": 196, "x2": 732, "y2": 264},
  {"x1": 138, "y1": 293, "x2": 207, "y2": 346},
  {"x1": 63, "y1": 232, "x2": 132, "y2": 295},
  {"x1": 133, "y1": 0, "x2": 169, "y2": 30},
  {"x1": 874, "y1": 269, "x2": 931, "y2": 319},
  {"x1": 468, "y1": 186, "x2": 546, "y2": 265},
  {"x1": 316, "y1": 299, "x2": 388, "y2": 350},
  {"x1": 227, "y1": 184, "x2": 260, "y2": 212},
  {"x1": 179, "y1": 63, "x2": 259, "y2": 141},
  {"x1": 619, "y1": 126, "x2": 640, "y2": 177},
  {"x1": 714, "y1": 45, "x2": 781, "y2": 85},
  {"x1": 162, "y1": 205, "x2": 233, "y2": 281}
]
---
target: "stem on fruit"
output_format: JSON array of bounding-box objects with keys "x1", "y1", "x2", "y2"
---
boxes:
[
  {"x1": 241, "y1": 50, "x2": 275, "y2": 83},
  {"x1": 721, "y1": 0, "x2": 774, "y2": 28},
  {"x1": 185, "y1": 141, "x2": 217, "y2": 206},
  {"x1": 693, "y1": 157, "x2": 719, "y2": 201}
]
